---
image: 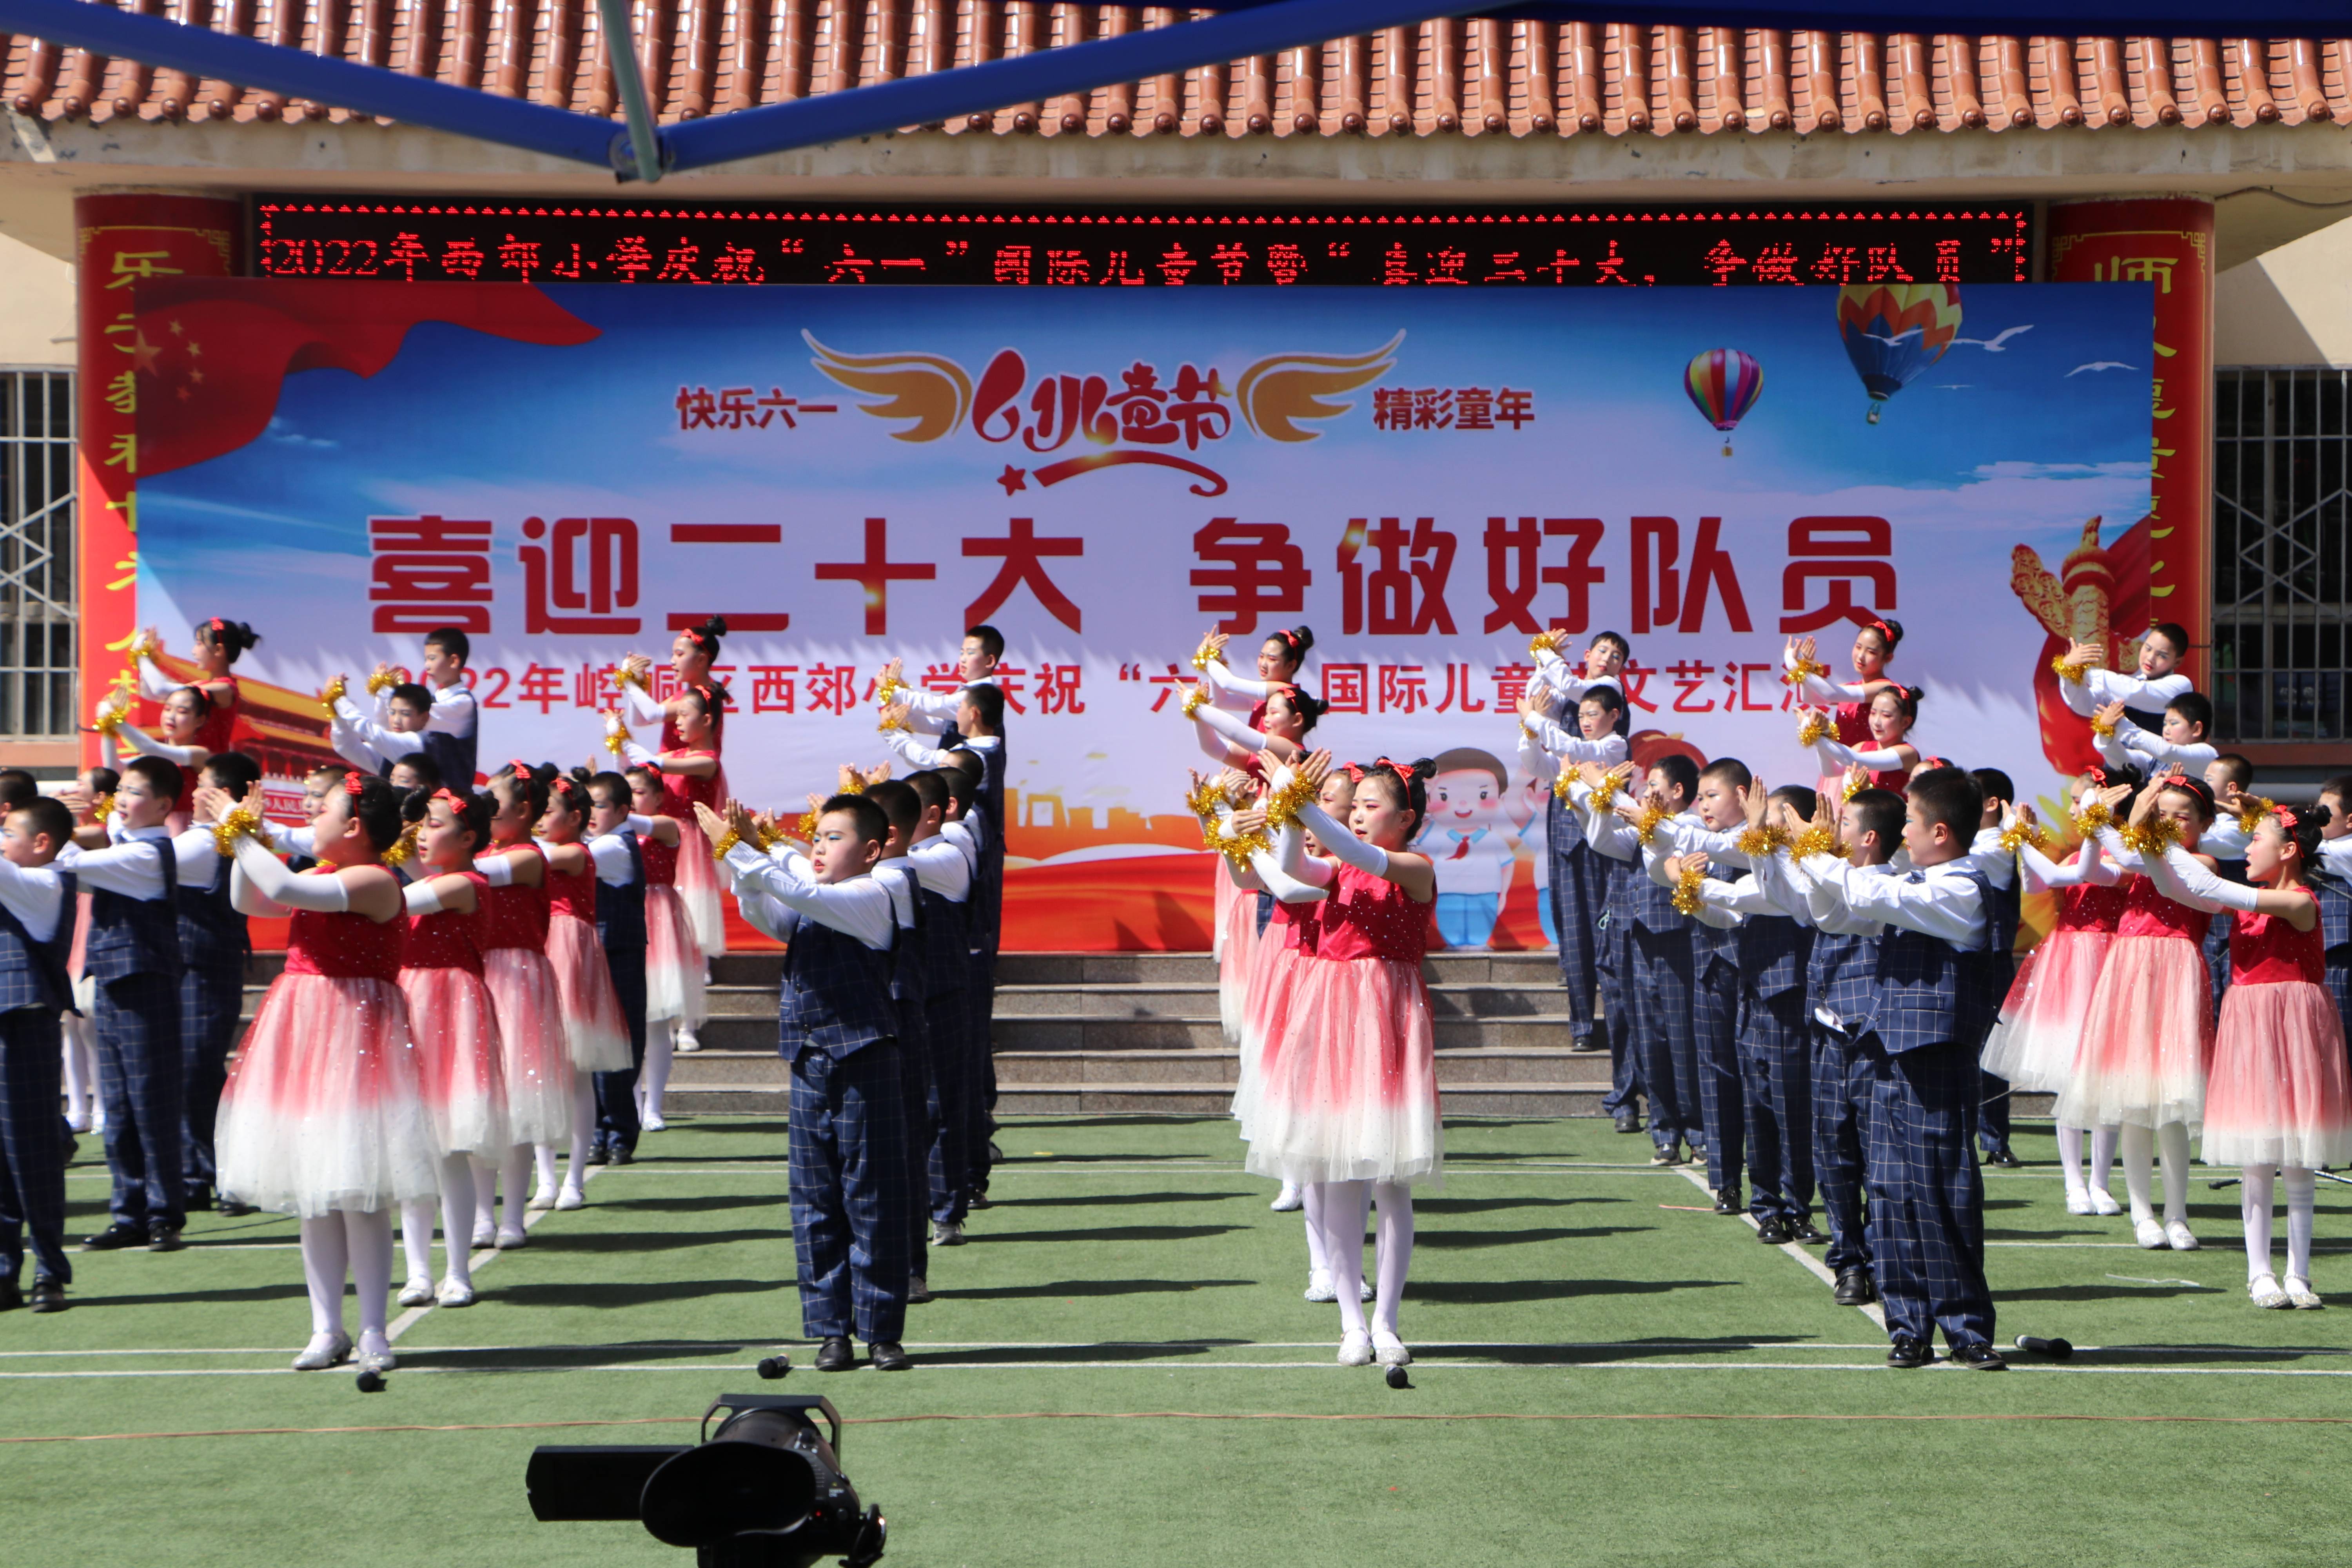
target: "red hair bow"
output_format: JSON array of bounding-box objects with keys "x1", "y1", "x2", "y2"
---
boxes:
[
  {"x1": 343, "y1": 771, "x2": 366, "y2": 796},
  {"x1": 507, "y1": 759, "x2": 535, "y2": 780}
]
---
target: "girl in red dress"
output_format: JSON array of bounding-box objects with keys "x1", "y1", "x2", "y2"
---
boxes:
[
  {"x1": 535, "y1": 768, "x2": 632, "y2": 1208},
  {"x1": 618, "y1": 618, "x2": 731, "y2": 964},
  {"x1": 2143, "y1": 802, "x2": 2352, "y2": 1308},
  {"x1": 135, "y1": 615, "x2": 254, "y2": 755},
  {"x1": 97, "y1": 685, "x2": 211, "y2": 830},
  {"x1": 1263, "y1": 751, "x2": 1443, "y2": 1370},
  {"x1": 1802, "y1": 683, "x2": 1924, "y2": 795},
  {"x1": 472, "y1": 763, "x2": 572, "y2": 1247},
  {"x1": 1786, "y1": 620, "x2": 1906, "y2": 802},
  {"x1": 392, "y1": 787, "x2": 508, "y2": 1309},
  {"x1": 211, "y1": 772, "x2": 435, "y2": 1376},
  {"x1": 625, "y1": 764, "x2": 702, "y2": 1128},
  {"x1": 1189, "y1": 685, "x2": 1323, "y2": 1051}
]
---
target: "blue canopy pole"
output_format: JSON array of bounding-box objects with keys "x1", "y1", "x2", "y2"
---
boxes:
[
  {"x1": 0, "y1": 0, "x2": 621, "y2": 167},
  {"x1": 593, "y1": 0, "x2": 667, "y2": 180},
  {"x1": 661, "y1": 0, "x2": 1486, "y2": 173}
]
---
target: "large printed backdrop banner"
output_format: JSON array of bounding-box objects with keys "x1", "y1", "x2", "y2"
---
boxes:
[{"x1": 133, "y1": 278, "x2": 2154, "y2": 950}]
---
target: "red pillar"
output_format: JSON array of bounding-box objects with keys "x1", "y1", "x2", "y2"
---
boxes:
[
  {"x1": 2047, "y1": 198, "x2": 2215, "y2": 686},
  {"x1": 74, "y1": 191, "x2": 243, "y2": 765}
]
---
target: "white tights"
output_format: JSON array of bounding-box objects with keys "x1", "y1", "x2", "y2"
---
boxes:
[
  {"x1": 535, "y1": 1079, "x2": 598, "y2": 1196},
  {"x1": 638, "y1": 1020, "x2": 677, "y2": 1124},
  {"x1": 2119, "y1": 1122, "x2": 2194, "y2": 1226},
  {"x1": 299, "y1": 1209, "x2": 392, "y2": 1339},
  {"x1": 472, "y1": 1145, "x2": 534, "y2": 1236},
  {"x1": 399, "y1": 1154, "x2": 478, "y2": 1287},
  {"x1": 1318, "y1": 1181, "x2": 1412, "y2": 1338},
  {"x1": 2241, "y1": 1165, "x2": 2318, "y2": 1282},
  {"x1": 2056, "y1": 1124, "x2": 2120, "y2": 1196},
  {"x1": 61, "y1": 1014, "x2": 99, "y2": 1130}
]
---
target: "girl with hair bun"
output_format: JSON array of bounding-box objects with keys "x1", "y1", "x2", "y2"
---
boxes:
[
  {"x1": 469, "y1": 763, "x2": 572, "y2": 1247},
  {"x1": 531, "y1": 767, "x2": 633, "y2": 1210},
  {"x1": 135, "y1": 617, "x2": 258, "y2": 755},
  {"x1": 1262, "y1": 751, "x2": 1444, "y2": 1370},
  {"x1": 1802, "y1": 682, "x2": 1923, "y2": 795},
  {"x1": 1193, "y1": 624, "x2": 1316, "y2": 733},
  {"x1": 617, "y1": 618, "x2": 732, "y2": 966},
  {"x1": 1785, "y1": 618, "x2": 1904, "y2": 799},
  {"x1": 207, "y1": 771, "x2": 435, "y2": 1376},
  {"x1": 2140, "y1": 800, "x2": 2352, "y2": 1308}
]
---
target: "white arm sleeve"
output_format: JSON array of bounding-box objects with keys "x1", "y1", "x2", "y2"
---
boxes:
[
  {"x1": 138, "y1": 655, "x2": 178, "y2": 702},
  {"x1": 1192, "y1": 703, "x2": 1269, "y2": 753},
  {"x1": 882, "y1": 727, "x2": 958, "y2": 769},
  {"x1": 621, "y1": 738, "x2": 659, "y2": 768},
  {"x1": 402, "y1": 879, "x2": 446, "y2": 915},
  {"x1": 473, "y1": 852, "x2": 517, "y2": 887},
  {"x1": 620, "y1": 680, "x2": 666, "y2": 727},
  {"x1": 115, "y1": 720, "x2": 200, "y2": 766},
  {"x1": 1201, "y1": 657, "x2": 1271, "y2": 705},
  {"x1": 1817, "y1": 735, "x2": 1906, "y2": 771},
  {"x1": 1296, "y1": 800, "x2": 1390, "y2": 878},
  {"x1": 1249, "y1": 838, "x2": 1331, "y2": 903},
  {"x1": 1274, "y1": 818, "x2": 1337, "y2": 893},
  {"x1": 2144, "y1": 845, "x2": 2260, "y2": 915},
  {"x1": 231, "y1": 836, "x2": 351, "y2": 913}
]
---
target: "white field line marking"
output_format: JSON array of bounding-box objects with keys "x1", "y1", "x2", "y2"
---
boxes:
[
  {"x1": 11, "y1": 1359, "x2": 2352, "y2": 1379},
  {"x1": 1674, "y1": 1166, "x2": 1889, "y2": 1331}
]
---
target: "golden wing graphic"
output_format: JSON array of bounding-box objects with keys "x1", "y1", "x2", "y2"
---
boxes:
[
  {"x1": 2009, "y1": 544, "x2": 2069, "y2": 638},
  {"x1": 803, "y1": 332, "x2": 973, "y2": 443},
  {"x1": 1236, "y1": 332, "x2": 1405, "y2": 443}
]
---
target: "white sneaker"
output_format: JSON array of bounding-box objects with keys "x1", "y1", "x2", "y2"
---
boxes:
[
  {"x1": 526, "y1": 1186, "x2": 558, "y2": 1212},
  {"x1": 2090, "y1": 1189, "x2": 2122, "y2": 1216},
  {"x1": 396, "y1": 1275, "x2": 434, "y2": 1308},
  {"x1": 2064, "y1": 1189, "x2": 2094, "y2": 1216},
  {"x1": 2250, "y1": 1273, "x2": 2290, "y2": 1309},
  {"x1": 355, "y1": 1332, "x2": 396, "y2": 1374},
  {"x1": 2285, "y1": 1276, "x2": 2324, "y2": 1310},
  {"x1": 436, "y1": 1278, "x2": 476, "y2": 1308},
  {"x1": 641, "y1": 1110, "x2": 667, "y2": 1132},
  {"x1": 494, "y1": 1226, "x2": 527, "y2": 1250},
  {"x1": 1337, "y1": 1330, "x2": 1374, "y2": 1367},
  {"x1": 673, "y1": 1028, "x2": 701, "y2": 1054},
  {"x1": 1271, "y1": 1181, "x2": 1302, "y2": 1212},
  {"x1": 1304, "y1": 1270, "x2": 1337, "y2": 1302},
  {"x1": 2165, "y1": 1219, "x2": 2200, "y2": 1251},
  {"x1": 292, "y1": 1330, "x2": 352, "y2": 1371},
  {"x1": 2133, "y1": 1218, "x2": 2168, "y2": 1249},
  {"x1": 65, "y1": 1118, "x2": 91, "y2": 1135},
  {"x1": 1372, "y1": 1330, "x2": 1411, "y2": 1367},
  {"x1": 932, "y1": 1220, "x2": 965, "y2": 1247},
  {"x1": 554, "y1": 1186, "x2": 585, "y2": 1211},
  {"x1": 470, "y1": 1220, "x2": 495, "y2": 1249}
]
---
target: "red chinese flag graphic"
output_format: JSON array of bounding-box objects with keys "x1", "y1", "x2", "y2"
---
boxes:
[{"x1": 132, "y1": 279, "x2": 602, "y2": 479}]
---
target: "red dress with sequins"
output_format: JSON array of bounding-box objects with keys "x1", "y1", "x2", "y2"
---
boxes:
[
  {"x1": 215, "y1": 886, "x2": 439, "y2": 1216},
  {"x1": 1982, "y1": 854, "x2": 2129, "y2": 1096},
  {"x1": 1245, "y1": 863, "x2": 1443, "y2": 1187},
  {"x1": 476, "y1": 842, "x2": 575, "y2": 1147},
  {"x1": 2203, "y1": 891, "x2": 2352, "y2": 1167},
  {"x1": 543, "y1": 847, "x2": 632, "y2": 1072},
  {"x1": 641, "y1": 826, "x2": 708, "y2": 1029},
  {"x1": 397, "y1": 869, "x2": 511, "y2": 1158},
  {"x1": 660, "y1": 755, "x2": 728, "y2": 957},
  {"x1": 2061, "y1": 867, "x2": 2217, "y2": 1132}
]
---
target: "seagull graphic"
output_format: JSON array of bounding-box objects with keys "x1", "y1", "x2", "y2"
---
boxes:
[
  {"x1": 1936, "y1": 384, "x2": 1973, "y2": 390},
  {"x1": 1953, "y1": 325, "x2": 2034, "y2": 352},
  {"x1": 2068, "y1": 361, "x2": 2136, "y2": 376},
  {"x1": 1862, "y1": 326, "x2": 1923, "y2": 347}
]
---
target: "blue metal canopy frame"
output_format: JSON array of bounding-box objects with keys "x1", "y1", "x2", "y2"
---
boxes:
[{"x1": 1, "y1": 0, "x2": 2340, "y2": 183}]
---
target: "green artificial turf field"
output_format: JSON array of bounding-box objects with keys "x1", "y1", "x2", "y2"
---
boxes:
[{"x1": 5, "y1": 1115, "x2": 2348, "y2": 1567}]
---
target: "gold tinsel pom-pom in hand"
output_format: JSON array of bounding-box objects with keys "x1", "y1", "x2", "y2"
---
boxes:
[
  {"x1": 2238, "y1": 795, "x2": 2277, "y2": 835},
  {"x1": 365, "y1": 668, "x2": 400, "y2": 697},
  {"x1": 1785, "y1": 657, "x2": 1828, "y2": 685},
  {"x1": 1633, "y1": 799, "x2": 1669, "y2": 846},
  {"x1": 795, "y1": 810, "x2": 820, "y2": 844},
  {"x1": 2119, "y1": 817, "x2": 2184, "y2": 858},
  {"x1": 1791, "y1": 824, "x2": 1842, "y2": 863},
  {"x1": 2071, "y1": 800, "x2": 2114, "y2": 835},
  {"x1": 2050, "y1": 655, "x2": 2089, "y2": 686},
  {"x1": 212, "y1": 805, "x2": 264, "y2": 859},
  {"x1": 1671, "y1": 863, "x2": 1707, "y2": 918},
  {"x1": 709, "y1": 827, "x2": 742, "y2": 860},
  {"x1": 1796, "y1": 711, "x2": 1831, "y2": 748},
  {"x1": 1180, "y1": 686, "x2": 1210, "y2": 719},
  {"x1": 1736, "y1": 824, "x2": 1788, "y2": 858},
  {"x1": 381, "y1": 821, "x2": 421, "y2": 868},
  {"x1": 1529, "y1": 629, "x2": 1566, "y2": 660},
  {"x1": 319, "y1": 674, "x2": 348, "y2": 715},
  {"x1": 1262, "y1": 772, "x2": 1317, "y2": 833},
  {"x1": 1998, "y1": 820, "x2": 2053, "y2": 857}
]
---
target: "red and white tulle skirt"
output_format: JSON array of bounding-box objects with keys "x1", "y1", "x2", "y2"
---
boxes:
[
  {"x1": 2056, "y1": 933, "x2": 2215, "y2": 1132},
  {"x1": 1231, "y1": 935, "x2": 1301, "y2": 1136},
  {"x1": 397, "y1": 966, "x2": 512, "y2": 1158},
  {"x1": 214, "y1": 973, "x2": 440, "y2": 1217},
  {"x1": 546, "y1": 909, "x2": 633, "y2": 1073},
  {"x1": 2201, "y1": 979, "x2": 2352, "y2": 1169},
  {"x1": 644, "y1": 883, "x2": 709, "y2": 1029},
  {"x1": 671, "y1": 813, "x2": 728, "y2": 958},
  {"x1": 1980, "y1": 929, "x2": 2112, "y2": 1097},
  {"x1": 1243, "y1": 954, "x2": 1443, "y2": 1188},
  {"x1": 481, "y1": 947, "x2": 575, "y2": 1147},
  {"x1": 1217, "y1": 878, "x2": 1263, "y2": 1047}
]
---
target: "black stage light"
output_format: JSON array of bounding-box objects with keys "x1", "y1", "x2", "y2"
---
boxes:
[{"x1": 528, "y1": 1392, "x2": 885, "y2": 1568}]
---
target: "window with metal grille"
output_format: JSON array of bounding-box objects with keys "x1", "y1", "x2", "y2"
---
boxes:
[
  {"x1": 0, "y1": 372, "x2": 76, "y2": 741},
  {"x1": 2212, "y1": 368, "x2": 2352, "y2": 744}
]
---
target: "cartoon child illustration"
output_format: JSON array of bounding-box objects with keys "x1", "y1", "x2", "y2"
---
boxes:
[
  {"x1": 1504, "y1": 763, "x2": 1554, "y2": 945},
  {"x1": 1419, "y1": 746, "x2": 1524, "y2": 949}
]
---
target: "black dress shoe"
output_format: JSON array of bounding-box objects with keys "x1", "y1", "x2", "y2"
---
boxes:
[
  {"x1": 147, "y1": 1222, "x2": 186, "y2": 1252},
  {"x1": 0, "y1": 1278, "x2": 20, "y2": 1311},
  {"x1": 606, "y1": 1146, "x2": 633, "y2": 1167},
  {"x1": 967, "y1": 1191, "x2": 992, "y2": 1211},
  {"x1": 27, "y1": 1277, "x2": 65, "y2": 1313},
  {"x1": 1833, "y1": 1267, "x2": 1878, "y2": 1307},
  {"x1": 1949, "y1": 1341, "x2": 2008, "y2": 1371},
  {"x1": 81, "y1": 1223, "x2": 143, "y2": 1252},
  {"x1": 582, "y1": 1146, "x2": 610, "y2": 1167},
  {"x1": 869, "y1": 1341, "x2": 911, "y2": 1372},
  {"x1": 1754, "y1": 1216, "x2": 1794, "y2": 1245},
  {"x1": 1986, "y1": 1147, "x2": 2022, "y2": 1169},
  {"x1": 1886, "y1": 1335, "x2": 1933, "y2": 1370},
  {"x1": 183, "y1": 1185, "x2": 215, "y2": 1213},
  {"x1": 1712, "y1": 1188, "x2": 1742, "y2": 1216},
  {"x1": 1790, "y1": 1221, "x2": 1828, "y2": 1245},
  {"x1": 814, "y1": 1336, "x2": 857, "y2": 1372},
  {"x1": 218, "y1": 1200, "x2": 260, "y2": 1218},
  {"x1": 1613, "y1": 1113, "x2": 1642, "y2": 1135}
]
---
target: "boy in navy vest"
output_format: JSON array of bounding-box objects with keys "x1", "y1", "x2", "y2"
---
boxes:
[
  {"x1": 330, "y1": 681, "x2": 436, "y2": 780},
  {"x1": 177, "y1": 753, "x2": 258, "y2": 1214},
  {"x1": 706, "y1": 792, "x2": 912, "y2": 1374},
  {"x1": 0, "y1": 797, "x2": 79, "y2": 1310},
  {"x1": 860, "y1": 779, "x2": 937, "y2": 1302},
  {"x1": 1515, "y1": 670, "x2": 1631, "y2": 1054},
  {"x1": 2311, "y1": 775, "x2": 2352, "y2": 1061},
  {"x1": 417, "y1": 627, "x2": 481, "y2": 788},
  {"x1": 1786, "y1": 768, "x2": 2005, "y2": 1370},
  {"x1": 1963, "y1": 768, "x2": 2024, "y2": 1168},
  {"x1": 62, "y1": 755, "x2": 190, "y2": 1251},
  {"x1": 1657, "y1": 757, "x2": 1754, "y2": 1214},
  {"x1": 583, "y1": 773, "x2": 649, "y2": 1166},
  {"x1": 900, "y1": 769, "x2": 977, "y2": 1245}
]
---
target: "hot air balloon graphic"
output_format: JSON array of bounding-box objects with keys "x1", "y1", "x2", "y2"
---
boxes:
[
  {"x1": 1684, "y1": 348, "x2": 1764, "y2": 457},
  {"x1": 1837, "y1": 283, "x2": 1963, "y2": 424}
]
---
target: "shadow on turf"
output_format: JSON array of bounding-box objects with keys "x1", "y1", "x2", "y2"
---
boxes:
[
  {"x1": 987, "y1": 1191, "x2": 1256, "y2": 1208},
  {"x1": 525, "y1": 1228, "x2": 795, "y2": 1253},
  {"x1": 1998, "y1": 1282, "x2": 2223, "y2": 1302},
  {"x1": 907, "y1": 1340, "x2": 1254, "y2": 1365},
  {"x1": 1414, "y1": 1226, "x2": 1642, "y2": 1248},
  {"x1": 1414, "y1": 1196, "x2": 1625, "y2": 1215},
  {"x1": 399, "y1": 1339, "x2": 766, "y2": 1369},
  {"x1": 975, "y1": 1224, "x2": 1245, "y2": 1244},
  {"x1": 938, "y1": 1277, "x2": 1254, "y2": 1300},
  {"x1": 1410, "y1": 1278, "x2": 1732, "y2": 1303},
  {"x1": 489, "y1": 1278, "x2": 788, "y2": 1308},
  {"x1": 596, "y1": 1193, "x2": 786, "y2": 1214}
]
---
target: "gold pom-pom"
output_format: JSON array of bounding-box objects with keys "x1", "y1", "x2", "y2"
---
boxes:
[
  {"x1": 873, "y1": 673, "x2": 907, "y2": 708},
  {"x1": 755, "y1": 820, "x2": 787, "y2": 852},
  {"x1": 614, "y1": 663, "x2": 646, "y2": 693},
  {"x1": 2072, "y1": 801, "x2": 2113, "y2": 835},
  {"x1": 1185, "y1": 783, "x2": 1226, "y2": 820},
  {"x1": 212, "y1": 804, "x2": 264, "y2": 859},
  {"x1": 877, "y1": 707, "x2": 908, "y2": 733},
  {"x1": 1590, "y1": 763, "x2": 1635, "y2": 816},
  {"x1": 839, "y1": 773, "x2": 866, "y2": 796},
  {"x1": 2120, "y1": 817, "x2": 2184, "y2": 858},
  {"x1": 1180, "y1": 686, "x2": 1209, "y2": 719},
  {"x1": 1552, "y1": 764, "x2": 1578, "y2": 802},
  {"x1": 1842, "y1": 771, "x2": 1869, "y2": 802},
  {"x1": 1220, "y1": 825, "x2": 1270, "y2": 869},
  {"x1": 1792, "y1": 824, "x2": 1841, "y2": 862},
  {"x1": 92, "y1": 707, "x2": 123, "y2": 739},
  {"x1": 1998, "y1": 820, "x2": 2053, "y2": 857},
  {"x1": 1633, "y1": 799, "x2": 1668, "y2": 846},
  {"x1": 602, "y1": 714, "x2": 628, "y2": 755},
  {"x1": 90, "y1": 793, "x2": 115, "y2": 825},
  {"x1": 2089, "y1": 714, "x2": 2117, "y2": 738},
  {"x1": 2051, "y1": 655, "x2": 2089, "y2": 686},
  {"x1": 381, "y1": 820, "x2": 421, "y2": 868},
  {"x1": 796, "y1": 809, "x2": 820, "y2": 843},
  {"x1": 1797, "y1": 711, "x2": 1831, "y2": 748},
  {"x1": 365, "y1": 669, "x2": 399, "y2": 697},
  {"x1": 1262, "y1": 772, "x2": 1317, "y2": 833},
  {"x1": 1190, "y1": 648, "x2": 1212, "y2": 672},
  {"x1": 2237, "y1": 795, "x2": 2276, "y2": 835},
  {"x1": 1529, "y1": 628, "x2": 1566, "y2": 660},
  {"x1": 1736, "y1": 824, "x2": 1788, "y2": 858},
  {"x1": 710, "y1": 827, "x2": 742, "y2": 860},
  {"x1": 1671, "y1": 862, "x2": 1707, "y2": 917},
  {"x1": 319, "y1": 674, "x2": 348, "y2": 715},
  {"x1": 1784, "y1": 657, "x2": 1828, "y2": 685}
]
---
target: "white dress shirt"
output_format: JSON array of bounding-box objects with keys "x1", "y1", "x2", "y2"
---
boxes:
[
  {"x1": 0, "y1": 857, "x2": 68, "y2": 943},
  {"x1": 723, "y1": 842, "x2": 894, "y2": 950}
]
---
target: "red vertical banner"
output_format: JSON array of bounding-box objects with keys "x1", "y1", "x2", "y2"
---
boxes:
[
  {"x1": 74, "y1": 192, "x2": 243, "y2": 764},
  {"x1": 2047, "y1": 198, "x2": 2214, "y2": 685}
]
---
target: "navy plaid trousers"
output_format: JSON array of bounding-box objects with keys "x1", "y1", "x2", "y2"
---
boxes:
[
  {"x1": 924, "y1": 991, "x2": 972, "y2": 1225},
  {"x1": 1623, "y1": 922, "x2": 1700, "y2": 1152},
  {"x1": 1737, "y1": 988, "x2": 1814, "y2": 1225},
  {"x1": 788, "y1": 1040, "x2": 911, "y2": 1344},
  {"x1": 1857, "y1": 1035, "x2": 1993, "y2": 1349},
  {"x1": 1691, "y1": 947, "x2": 1745, "y2": 1194},
  {"x1": 963, "y1": 953, "x2": 997, "y2": 1195},
  {"x1": 94, "y1": 971, "x2": 183, "y2": 1232},
  {"x1": 1548, "y1": 818, "x2": 1603, "y2": 1036},
  {"x1": 178, "y1": 958, "x2": 244, "y2": 1199},
  {"x1": 0, "y1": 1007, "x2": 70, "y2": 1284},
  {"x1": 1810, "y1": 1025, "x2": 1869, "y2": 1273}
]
